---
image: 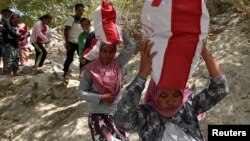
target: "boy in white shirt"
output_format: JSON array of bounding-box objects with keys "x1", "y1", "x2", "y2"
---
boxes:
[{"x1": 63, "y1": 3, "x2": 84, "y2": 83}]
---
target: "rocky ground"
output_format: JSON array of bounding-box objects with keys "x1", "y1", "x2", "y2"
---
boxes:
[{"x1": 0, "y1": 11, "x2": 249, "y2": 141}]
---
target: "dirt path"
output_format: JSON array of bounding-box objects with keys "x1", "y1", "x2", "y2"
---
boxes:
[{"x1": 0, "y1": 12, "x2": 249, "y2": 141}]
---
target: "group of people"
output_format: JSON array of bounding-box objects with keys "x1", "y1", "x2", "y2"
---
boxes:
[
  {"x1": 72, "y1": 3, "x2": 229, "y2": 141},
  {"x1": 0, "y1": 2, "x2": 230, "y2": 141},
  {"x1": 62, "y1": 3, "x2": 93, "y2": 82},
  {"x1": 77, "y1": 35, "x2": 229, "y2": 141},
  {"x1": 0, "y1": 8, "x2": 52, "y2": 77},
  {"x1": 0, "y1": 4, "x2": 92, "y2": 79},
  {"x1": 78, "y1": 35, "x2": 230, "y2": 141},
  {"x1": 0, "y1": 8, "x2": 31, "y2": 77}
]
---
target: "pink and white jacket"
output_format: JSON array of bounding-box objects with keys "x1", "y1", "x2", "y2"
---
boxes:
[{"x1": 30, "y1": 20, "x2": 50, "y2": 44}]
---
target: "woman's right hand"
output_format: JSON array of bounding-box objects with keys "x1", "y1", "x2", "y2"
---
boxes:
[
  {"x1": 138, "y1": 40, "x2": 157, "y2": 79},
  {"x1": 100, "y1": 93, "x2": 116, "y2": 105}
]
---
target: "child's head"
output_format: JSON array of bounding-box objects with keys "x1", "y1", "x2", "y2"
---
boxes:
[
  {"x1": 39, "y1": 14, "x2": 52, "y2": 25},
  {"x1": 74, "y1": 3, "x2": 84, "y2": 17},
  {"x1": 99, "y1": 43, "x2": 117, "y2": 65},
  {"x1": 1, "y1": 8, "x2": 12, "y2": 19},
  {"x1": 10, "y1": 14, "x2": 21, "y2": 27},
  {"x1": 80, "y1": 18, "x2": 90, "y2": 33}
]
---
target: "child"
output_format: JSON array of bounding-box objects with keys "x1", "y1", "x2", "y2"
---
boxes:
[
  {"x1": 78, "y1": 18, "x2": 91, "y2": 79},
  {"x1": 77, "y1": 33, "x2": 135, "y2": 141},
  {"x1": 17, "y1": 17, "x2": 31, "y2": 66},
  {"x1": 2, "y1": 14, "x2": 23, "y2": 77},
  {"x1": 0, "y1": 8, "x2": 13, "y2": 74},
  {"x1": 114, "y1": 40, "x2": 229, "y2": 141},
  {"x1": 30, "y1": 14, "x2": 52, "y2": 68}
]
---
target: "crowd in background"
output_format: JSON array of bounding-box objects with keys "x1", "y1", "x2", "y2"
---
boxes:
[{"x1": 0, "y1": 4, "x2": 93, "y2": 79}]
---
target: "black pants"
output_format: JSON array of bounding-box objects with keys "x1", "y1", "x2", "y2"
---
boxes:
[
  {"x1": 32, "y1": 43, "x2": 47, "y2": 67},
  {"x1": 63, "y1": 42, "x2": 84, "y2": 73}
]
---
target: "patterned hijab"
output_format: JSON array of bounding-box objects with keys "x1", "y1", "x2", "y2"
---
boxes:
[
  {"x1": 144, "y1": 79, "x2": 191, "y2": 118},
  {"x1": 144, "y1": 79, "x2": 206, "y2": 120}
]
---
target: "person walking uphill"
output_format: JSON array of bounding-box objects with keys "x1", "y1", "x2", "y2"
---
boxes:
[
  {"x1": 0, "y1": 8, "x2": 13, "y2": 74},
  {"x1": 78, "y1": 18, "x2": 91, "y2": 79},
  {"x1": 63, "y1": 3, "x2": 84, "y2": 82},
  {"x1": 77, "y1": 32, "x2": 135, "y2": 141},
  {"x1": 2, "y1": 14, "x2": 23, "y2": 77},
  {"x1": 114, "y1": 41, "x2": 230, "y2": 141},
  {"x1": 30, "y1": 14, "x2": 52, "y2": 68},
  {"x1": 17, "y1": 17, "x2": 31, "y2": 66}
]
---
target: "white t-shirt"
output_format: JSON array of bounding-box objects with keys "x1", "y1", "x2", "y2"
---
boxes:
[
  {"x1": 65, "y1": 16, "x2": 83, "y2": 44},
  {"x1": 162, "y1": 122, "x2": 196, "y2": 141},
  {"x1": 30, "y1": 20, "x2": 49, "y2": 44}
]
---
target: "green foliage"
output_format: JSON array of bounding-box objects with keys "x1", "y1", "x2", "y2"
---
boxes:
[
  {"x1": 0, "y1": 0, "x2": 97, "y2": 27},
  {"x1": 0, "y1": 0, "x2": 140, "y2": 26},
  {"x1": 0, "y1": 0, "x2": 143, "y2": 44}
]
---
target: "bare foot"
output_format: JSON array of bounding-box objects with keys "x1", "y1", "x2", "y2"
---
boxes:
[
  {"x1": 13, "y1": 72, "x2": 22, "y2": 77},
  {"x1": 63, "y1": 73, "x2": 69, "y2": 84},
  {"x1": 7, "y1": 72, "x2": 14, "y2": 78}
]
